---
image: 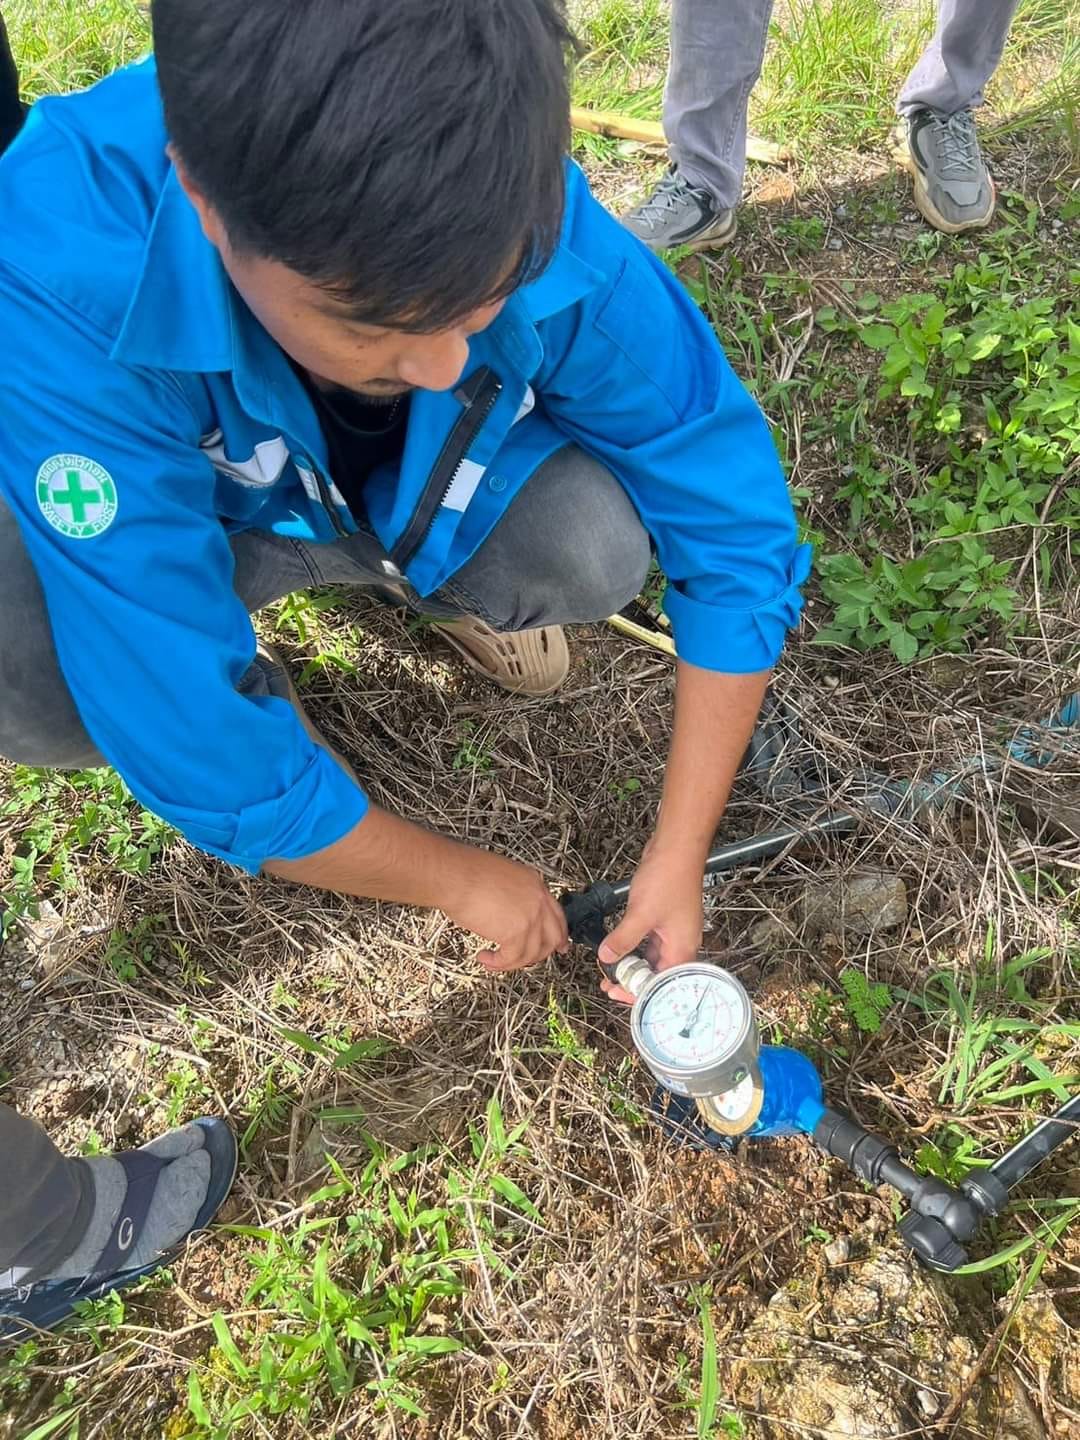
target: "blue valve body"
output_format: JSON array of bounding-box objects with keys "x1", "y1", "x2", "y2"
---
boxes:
[{"x1": 745, "y1": 1046, "x2": 825, "y2": 1138}]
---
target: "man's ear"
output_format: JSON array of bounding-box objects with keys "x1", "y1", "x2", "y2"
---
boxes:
[{"x1": 168, "y1": 142, "x2": 228, "y2": 250}]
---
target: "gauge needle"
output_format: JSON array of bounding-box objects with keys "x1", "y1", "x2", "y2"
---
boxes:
[{"x1": 679, "y1": 993, "x2": 707, "y2": 1040}]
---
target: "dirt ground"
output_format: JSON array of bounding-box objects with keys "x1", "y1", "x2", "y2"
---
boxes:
[{"x1": 2, "y1": 3, "x2": 1079, "y2": 1437}]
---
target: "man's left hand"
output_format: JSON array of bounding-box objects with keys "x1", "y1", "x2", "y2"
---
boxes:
[{"x1": 596, "y1": 839, "x2": 704, "y2": 1005}]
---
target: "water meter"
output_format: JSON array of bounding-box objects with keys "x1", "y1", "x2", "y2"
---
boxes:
[{"x1": 605, "y1": 954, "x2": 765, "y2": 1134}]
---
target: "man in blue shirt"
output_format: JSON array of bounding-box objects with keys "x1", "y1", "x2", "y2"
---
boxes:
[{"x1": 0, "y1": 0, "x2": 807, "y2": 1330}]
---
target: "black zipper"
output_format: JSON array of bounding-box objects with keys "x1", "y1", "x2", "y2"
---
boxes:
[
  {"x1": 313, "y1": 463, "x2": 349, "y2": 539},
  {"x1": 390, "y1": 366, "x2": 503, "y2": 571}
]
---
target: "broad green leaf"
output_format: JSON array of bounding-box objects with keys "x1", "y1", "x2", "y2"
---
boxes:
[
  {"x1": 402, "y1": 1335, "x2": 465, "y2": 1355},
  {"x1": 186, "y1": 1373, "x2": 211, "y2": 1428},
  {"x1": 697, "y1": 1293, "x2": 719, "y2": 1440},
  {"x1": 212, "y1": 1311, "x2": 251, "y2": 1379},
  {"x1": 22, "y1": 1414, "x2": 82, "y2": 1440},
  {"x1": 967, "y1": 331, "x2": 1003, "y2": 361},
  {"x1": 859, "y1": 323, "x2": 897, "y2": 350},
  {"x1": 278, "y1": 1027, "x2": 331, "y2": 1059}
]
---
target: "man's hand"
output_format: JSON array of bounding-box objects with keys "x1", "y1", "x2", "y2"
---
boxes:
[
  {"x1": 598, "y1": 838, "x2": 704, "y2": 1004},
  {"x1": 265, "y1": 804, "x2": 567, "y2": 971},
  {"x1": 445, "y1": 851, "x2": 569, "y2": 972}
]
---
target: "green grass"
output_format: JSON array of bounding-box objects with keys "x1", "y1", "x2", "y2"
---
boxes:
[
  {"x1": 5, "y1": 0, "x2": 149, "y2": 99},
  {"x1": 755, "y1": 0, "x2": 933, "y2": 151},
  {"x1": 570, "y1": 0, "x2": 669, "y2": 164},
  {"x1": 1, "y1": 765, "x2": 173, "y2": 935}
]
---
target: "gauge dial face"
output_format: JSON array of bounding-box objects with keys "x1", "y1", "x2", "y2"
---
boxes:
[{"x1": 637, "y1": 970, "x2": 749, "y2": 1073}]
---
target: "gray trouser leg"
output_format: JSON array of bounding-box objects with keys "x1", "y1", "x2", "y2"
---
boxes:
[
  {"x1": 898, "y1": 0, "x2": 1021, "y2": 115},
  {"x1": 663, "y1": 0, "x2": 775, "y2": 207},
  {"x1": 232, "y1": 444, "x2": 650, "y2": 629},
  {"x1": 662, "y1": 0, "x2": 1019, "y2": 202},
  {"x1": 0, "y1": 1105, "x2": 93, "y2": 1277},
  {"x1": 0, "y1": 491, "x2": 103, "y2": 769}
]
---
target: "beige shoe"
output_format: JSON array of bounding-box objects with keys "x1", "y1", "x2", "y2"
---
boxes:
[
  {"x1": 430, "y1": 616, "x2": 569, "y2": 696},
  {"x1": 255, "y1": 642, "x2": 359, "y2": 782}
]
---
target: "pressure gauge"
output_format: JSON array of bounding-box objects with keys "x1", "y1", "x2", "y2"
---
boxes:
[{"x1": 607, "y1": 955, "x2": 765, "y2": 1135}]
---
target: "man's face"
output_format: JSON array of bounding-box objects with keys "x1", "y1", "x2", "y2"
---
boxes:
[
  {"x1": 177, "y1": 156, "x2": 505, "y2": 396},
  {"x1": 221, "y1": 247, "x2": 506, "y2": 397}
]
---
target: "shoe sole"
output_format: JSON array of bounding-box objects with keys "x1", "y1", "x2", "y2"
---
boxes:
[
  {"x1": 891, "y1": 127, "x2": 996, "y2": 235},
  {"x1": 664, "y1": 213, "x2": 739, "y2": 255},
  {"x1": 433, "y1": 621, "x2": 570, "y2": 697}
]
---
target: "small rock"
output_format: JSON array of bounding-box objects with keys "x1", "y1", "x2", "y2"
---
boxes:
[
  {"x1": 824, "y1": 1236, "x2": 850, "y2": 1267},
  {"x1": 749, "y1": 913, "x2": 792, "y2": 950},
  {"x1": 827, "y1": 236, "x2": 844, "y2": 251},
  {"x1": 728, "y1": 1249, "x2": 993, "y2": 1439},
  {"x1": 300, "y1": 1117, "x2": 368, "y2": 1179},
  {"x1": 995, "y1": 1366, "x2": 1046, "y2": 1440},
  {"x1": 800, "y1": 872, "x2": 908, "y2": 936},
  {"x1": 835, "y1": 203, "x2": 850, "y2": 220},
  {"x1": 1007, "y1": 1281, "x2": 1080, "y2": 1408},
  {"x1": 926, "y1": 653, "x2": 969, "y2": 692},
  {"x1": 916, "y1": 1388, "x2": 941, "y2": 1419}
]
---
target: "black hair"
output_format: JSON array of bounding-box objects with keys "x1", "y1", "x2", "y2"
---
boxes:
[
  {"x1": 151, "y1": 0, "x2": 573, "y2": 331},
  {"x1": 0, "y1": 10, "x2": 26, "y2": 155}
]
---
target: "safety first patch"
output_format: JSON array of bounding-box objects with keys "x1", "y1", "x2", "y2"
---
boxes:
[{"x1": 36, "y1": 454, "x2": 119, "y2": 540}]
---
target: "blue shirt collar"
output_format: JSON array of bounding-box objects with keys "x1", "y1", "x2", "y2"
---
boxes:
[{"x1": 112, "y1": 166, "x2": 235, "y2": 372}]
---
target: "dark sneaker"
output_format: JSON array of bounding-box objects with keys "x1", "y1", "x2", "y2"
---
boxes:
[
  {"x1": 895, "y1": 108, "x2": 996, "y2": 234},
  {"x1": 622, "y1": 169, "x2": 737, "y2": 253}
]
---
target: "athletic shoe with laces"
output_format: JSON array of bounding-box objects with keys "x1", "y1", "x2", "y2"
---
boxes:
[
  {"x1": 895, "y1": 107, "x2": 996, "y2": 234},
  {"x1": 621, "y1": 168, "x2": 737, "y2": 253}
]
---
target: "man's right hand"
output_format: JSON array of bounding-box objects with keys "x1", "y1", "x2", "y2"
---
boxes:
[
  {"x1": 265, "y1": 803, "x2": 568, "y2": 971},
  {"x1": 443, "y1": 850, "x2": 568, "y2": 971}
]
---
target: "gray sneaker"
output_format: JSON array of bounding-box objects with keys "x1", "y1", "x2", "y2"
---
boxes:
[
  {"x1": 896, "y1": 107, "x2": 996, "y2": 234},
  {"x1": 622, "y1": 168, "x2": 737, "y2": 253}
]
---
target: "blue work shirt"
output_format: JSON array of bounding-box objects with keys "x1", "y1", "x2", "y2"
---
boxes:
[{"x1": 0, "y1": 59, "x2": 810, "y2": 873}]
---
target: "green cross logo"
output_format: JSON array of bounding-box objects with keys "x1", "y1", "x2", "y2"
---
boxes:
[{"x1": 36, "y1": 454, "x2": 118, "y2": 539}]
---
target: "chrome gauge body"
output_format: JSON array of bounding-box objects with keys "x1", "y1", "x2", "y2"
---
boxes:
[{"x1": 629, "y1": 962, "x2": 759, "y2": 1100}]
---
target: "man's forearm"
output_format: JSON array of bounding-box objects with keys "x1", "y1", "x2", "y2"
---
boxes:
[
  {"x1": 651, "y1": 662, "x2": 770, "y2": 863},
  {"x1": 598, "y1": 662, "x2": 771, "y2": 984},
  {"x1": 265, "y1": 803, "x2": 570, "y2": 971},
  {"x1": 264, "y1": 805, "x2": 474, "y2": 906}
]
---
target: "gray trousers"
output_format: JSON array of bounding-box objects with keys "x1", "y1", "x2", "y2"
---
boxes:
[
  {"x1": 666, "y1": 0, "x2": 1021, "y2": 205},
  {"x1": 0, "y1": 445, "x2": 650, "y2": 1274}
]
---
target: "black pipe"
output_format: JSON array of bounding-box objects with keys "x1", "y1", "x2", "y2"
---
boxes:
[
  {"x1": 563, "y1": 810, "x2": 858, "y2": 945},
  {"x1": 562, "y1": 776, "x2": 1080, "y2": 1272},
  {"x1": 986, "y1": 1091, "x2": 1080, "y2": 1193}
]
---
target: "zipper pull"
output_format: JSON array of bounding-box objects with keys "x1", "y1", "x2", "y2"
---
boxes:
[{"x1": 453, "y1": 366, "x2": 495, "y2": 411}]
